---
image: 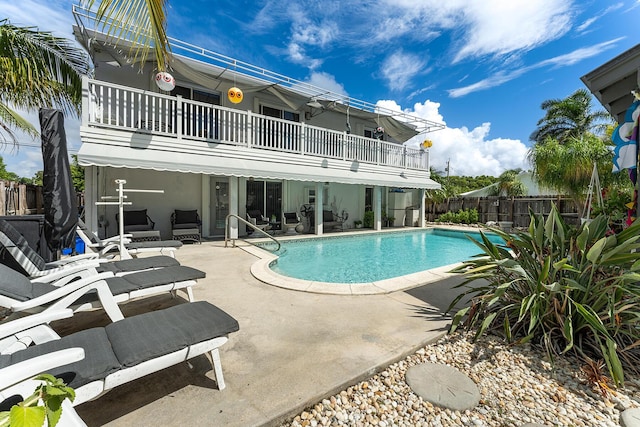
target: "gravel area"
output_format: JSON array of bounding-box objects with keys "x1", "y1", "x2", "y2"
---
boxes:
[{"x1": 280, "y1": 332, "x2": 640, "y2": 427}]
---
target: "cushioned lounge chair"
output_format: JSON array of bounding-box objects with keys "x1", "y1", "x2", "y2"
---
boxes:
[
  {"x1": 282, "y1": 212, "x2": 301, "y2": 234},
  {"x1": 76, "y1": 219, "x2": 182, "y2": 259},
  {"x1": 0, "y1": 301, "x2": 239, "y2": 407},
  {"x1": 0, "y1": 219, "x2": 180, "y2": 281},
  {"x1": 0, "y1": 262, "x2": 204, "y2": 320}
]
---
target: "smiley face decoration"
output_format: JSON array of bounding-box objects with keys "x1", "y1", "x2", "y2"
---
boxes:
[
  {"x1": 228, "y1": 86, "x2": 243, "y2": 104},
  {"x1": 421, "y1": 139, "x2": 433, "y2": 149},
  {"x1": 154, "y1": 72, "x2": 175, "y2": 91}
]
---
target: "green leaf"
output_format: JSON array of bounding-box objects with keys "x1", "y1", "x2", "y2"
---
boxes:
[
  {"x1": 10, "y1": 405, "x2": 45, "y2": 427},
  {"x1": 449, "y1": 307, "x2": 470, "y2": 333},
  {"x1": 586, "y1": 237, "x2": 607, "y2": 263}
]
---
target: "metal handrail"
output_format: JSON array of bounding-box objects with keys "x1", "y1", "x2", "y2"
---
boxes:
[{"x1": 224, "y1": 214, "x2": 281, "y2": 251}]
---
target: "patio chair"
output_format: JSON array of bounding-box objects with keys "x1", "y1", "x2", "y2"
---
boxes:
[
  {"x1": 171, "y1": 209, "x2": 202, "y2": 243},
  {"x1": 282, "y1": 211, "x2": 301, "y2": 234},
  {"x1": 246, "y1": 210, "x2": 271, "y2": 233},
  {"x1": 0, "y1": 300, "x2": 239, "y2": 407},
  {"x1": 0, "y1": 219, "x2": 180, "y2": 281},
  {"x1": 0, "y1": 260, "x2": 204, "y2": 321},
  {"x1": 76, "y1": 219, "x2": 183, "y2": 258},
  {"x1": 116, "y1": 209, "x2": 161, "y2": 242}
]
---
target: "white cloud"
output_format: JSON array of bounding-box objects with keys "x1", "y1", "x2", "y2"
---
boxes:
[
  {"x1": 0, "y1": 0, "x2": 75, "y2": 37},
  {"x1": 448, "y1": 38, "x2": 623, "y2": 97},
  {"x1": 305, "y1": 72, "x2": 348, "y2": 97},
  {"x1": 452, "y1": 0, "x2": 573, "y2": 63},
  {"x1": 380, "y1": 51, "x2": 427, "y2": 91},
  {"x1": 390, "y1": 100, "x2": 530, "y2": 176}
]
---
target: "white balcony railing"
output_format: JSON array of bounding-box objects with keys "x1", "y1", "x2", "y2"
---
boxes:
[{"x1": 84, "y1": 79, "x2": 429, "y2": 171}]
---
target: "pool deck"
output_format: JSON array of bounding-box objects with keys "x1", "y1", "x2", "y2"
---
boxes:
[{"x1": 53, "y1": 233, "x2": 470, "y2": 426}]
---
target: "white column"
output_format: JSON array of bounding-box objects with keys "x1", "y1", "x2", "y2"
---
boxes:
[
  {"x1": 373, "y1": 186, "x2": 382, "y2": 231},
  {"x1": 85, "y1": 166, "x2": 98, "y2": 234},
  {"x1": 419, "y1": 188, "x2": 426, "y2": 228},
  {"x1": 201, "y1": 175, "x2": 210, "y2": 237},
  {"x1": 315, "y1": 181, "x2": 324, "y2": 235},
  {"x1": 229, "y1": 177, "x2": 239, "y2": 239}
]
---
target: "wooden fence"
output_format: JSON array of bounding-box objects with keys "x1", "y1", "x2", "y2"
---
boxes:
[
  {"x1": 0, "y1": 181, "x2": 84, "y2": 216},
  {"x1": 426, "y1": 195, "x2": 580, "y2": 228}
]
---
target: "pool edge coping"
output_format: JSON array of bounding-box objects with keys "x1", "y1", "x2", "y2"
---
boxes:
[{"x1": 241, "y1": 227, "x2": 474, "y2": 295}]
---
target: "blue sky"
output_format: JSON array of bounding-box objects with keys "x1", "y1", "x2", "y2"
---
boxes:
[{"x1": 1, "y1": 0, "x2": 639, "y2": 177}]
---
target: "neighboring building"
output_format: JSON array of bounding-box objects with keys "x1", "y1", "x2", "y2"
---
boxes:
[
  {"x1": 459, "y1": 171, "x2": 557, "y2": 197},
  {"x1": 72, "y1": 6, "x2": 443, "y2": 239}
]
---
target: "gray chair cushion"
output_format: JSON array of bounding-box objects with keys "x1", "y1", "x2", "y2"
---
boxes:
[
  {"x1": 172, "y1": 223, "x2": 199, "y2": 230},
  {"x1": 174, "y1": 210, "x2": 199, "y2": 225},
  {"x1": 7, "y1": 328, "x2": 121, "y2": 388},
  {"x1": 126, "y1": 240, "x2": 183, "y2": 250},
  {"x1": 0, "y1": 264, "x2": 57, "y2": 302},
  {"x1": 123, "y1": 210, "x2": 149, "y2": 226},
  {"x1": 106, "y1": 301, "x2": 239, "y2": 367},
  {"x1": 96, "y1": 255, "x2": 180, "y2": 273},
  {"x1": 121, "y1": 266, "x2": 205, "y2": 289}
]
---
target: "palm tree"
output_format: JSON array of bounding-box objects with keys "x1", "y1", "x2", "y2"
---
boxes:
[
  {"x1": 488, "y1": 169, "x2": 526, "y2": 197},
  {"x1": 1, "y1": 1, "x2": 171, "y2": 145},
  {"x1": 528, "y1": 134, "x2": 612, "y2": 214},
  {"x1": 529, "y1": 88, "x2": 612, "y2": 144},
  {"x1": 85, "y1": 0, "x2": 171, "y2": 72},
  {"x1": 0, "y1": 20, "x2": 90, "y2": 144}
]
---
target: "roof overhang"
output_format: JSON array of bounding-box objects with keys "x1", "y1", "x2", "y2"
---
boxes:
[
  {"x1": 581, "y1": 43, "x2": 640, "y2": 124},
  {"x1": 77, "y1": 137, "x2": 440, "y2": 190}
]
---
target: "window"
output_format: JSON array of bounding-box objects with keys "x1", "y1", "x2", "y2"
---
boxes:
[{"x1": 171, "y1": 85, "x2": 221, "y2": 138}]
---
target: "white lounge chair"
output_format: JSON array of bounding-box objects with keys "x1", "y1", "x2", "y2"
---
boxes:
[
  {"x1": 0, "y1": 219, "x2": 180, "y2": 281},
  {"x1": 0, "y1": 301, "x2": 239, "y2": 407},
  {"x1": 0, "y1": 262, "x2": 204, "y2": 321},
  {"x1": 76, "y1": 219, "x2": 183, "y2": 258}
]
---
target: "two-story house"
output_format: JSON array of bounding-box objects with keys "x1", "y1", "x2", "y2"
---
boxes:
[{"x1": 72, "y1": 5, "x2": 444, "y2": 240}]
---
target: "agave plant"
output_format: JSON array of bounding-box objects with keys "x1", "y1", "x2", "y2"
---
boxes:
[{"x1": 448, "y1": 204, "x2": 640, "y2": 386}]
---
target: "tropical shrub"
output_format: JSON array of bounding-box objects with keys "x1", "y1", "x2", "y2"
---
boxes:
[
  {"x1": 436, "y1": 208, "x2": 478, "y2": 224},
  {"x1": 448, "y1": 204, "x2": 640, "y2": 386}
]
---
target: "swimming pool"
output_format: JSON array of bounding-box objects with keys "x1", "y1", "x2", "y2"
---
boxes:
[{"x1": 254, "y1": 228, "x2": 503, "y2": 286}]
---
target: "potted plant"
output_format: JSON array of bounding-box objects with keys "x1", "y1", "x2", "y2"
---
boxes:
[{"x1": 353, "y1": 220, "x2": 363, "y2": 229}]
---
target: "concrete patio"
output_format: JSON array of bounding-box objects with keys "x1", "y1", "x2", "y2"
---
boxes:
[{"x1": 52, "y1": 239, "x2": 465, "y2": 426}]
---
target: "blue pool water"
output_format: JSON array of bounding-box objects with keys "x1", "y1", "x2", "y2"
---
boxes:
[{"x1": 261, "y1": 228, "x2": 504, "y2": 284}]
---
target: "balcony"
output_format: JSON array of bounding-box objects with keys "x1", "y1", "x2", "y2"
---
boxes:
[{"x1": 83, "y1": 79, "x2": 429, "y2": 172}]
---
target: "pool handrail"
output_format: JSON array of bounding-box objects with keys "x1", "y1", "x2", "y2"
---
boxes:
[{"x1": 224, "y1": 214, "x2": 281, "y2": 251}]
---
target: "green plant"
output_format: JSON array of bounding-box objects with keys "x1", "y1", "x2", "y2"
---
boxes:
[
  {"x1": 448, "y1": 204, "x2": 640, "y2": 387},
  {"x1": 353, "y1": 220, "x2": 362, "y2": 227},
  {"x1": 436, "y1": 208, "x2": 479, "y2": 224},
  {"x1": 0, "y1": 374, "x2": 76, "y2": 427},
  {"x1": 363, "y1": 211, "x2": 374, "y2": 228}
]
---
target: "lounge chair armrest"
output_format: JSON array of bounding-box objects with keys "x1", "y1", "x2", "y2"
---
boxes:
[
  {"x1": 0, "y1": 348, "x2": 85, "y2": 389},
  {"x1": 31, "y1": 260, "x2": 102, "y2": 284},
  {"x1": 46, "y1": 253, "x2": 99, "y2": 267},
  {"x1": 0, "y1": 309, "x2": 73, "y2": 339},
  {"x1": 13, "y1": 272, "x2": 116, "y2": 312}
]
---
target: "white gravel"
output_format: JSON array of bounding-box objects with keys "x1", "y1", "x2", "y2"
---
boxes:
[{"x1": 280, "y1": 332, "x2": 640, "y2": 426}]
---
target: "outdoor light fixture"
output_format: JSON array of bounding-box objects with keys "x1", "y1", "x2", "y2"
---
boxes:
[{"x1": 306, "y1": 99, "x2": 323, "y2": 109}]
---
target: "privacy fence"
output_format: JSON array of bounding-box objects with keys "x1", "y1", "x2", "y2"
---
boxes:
[
  {"x1": 426, "y1": 196, "x2": 580, "y2": 228},
  {"x1": 1, "y1": 181, "x2": 84, "y2": 216}
]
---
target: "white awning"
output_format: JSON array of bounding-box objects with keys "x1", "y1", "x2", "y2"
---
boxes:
[{"x1": 78, "y1": 141, "x2": 440, "y2": 189}]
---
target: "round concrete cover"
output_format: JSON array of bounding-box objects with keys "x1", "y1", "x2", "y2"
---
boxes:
[
  {"x1": 621, "y1": 407, "x2": 640, "y2": 427},
  {"x1": 405, "y1": 363, "x2": 480, "y2": 411}
]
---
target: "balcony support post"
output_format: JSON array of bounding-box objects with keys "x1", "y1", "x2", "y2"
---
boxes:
[
  {"x1": 82, "y1": 76, "x2": 89, "y2": 127},
  {"x1": 176, "y1": 95, "x2": 183, "y2": 140},
  {"x1": 247, "y1": 110, "x2": 253, "y2": 149}
]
